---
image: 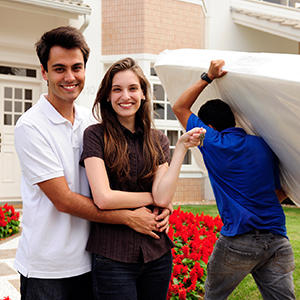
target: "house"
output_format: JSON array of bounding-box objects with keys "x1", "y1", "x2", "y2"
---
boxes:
[{"x1": 0, "y1": 0, "x2": 299, "y2": 204}]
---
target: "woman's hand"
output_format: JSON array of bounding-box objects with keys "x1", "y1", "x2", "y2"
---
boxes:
[
  {"x1": 178, "y1": 127, "x2": 206, "y2": 149},
  {"x1": 155, "y1": 206, "x2": 172, "y2": 233},
  {"x1": 152, "y1": 128, "x2": 206, "y2": 207}
]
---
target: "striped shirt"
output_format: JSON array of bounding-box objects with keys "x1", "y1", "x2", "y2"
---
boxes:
[{"x1": 80, "y1": 123, "x2": 174, "y2": 263}]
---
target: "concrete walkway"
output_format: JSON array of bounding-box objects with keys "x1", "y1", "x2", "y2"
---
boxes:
[{"x1": 0, "y1": 211, "x2": 21, "y2": 300}]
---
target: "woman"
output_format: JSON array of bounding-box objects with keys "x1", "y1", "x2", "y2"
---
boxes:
[{"x1": 80, "y1": 57, "x2": 204, "y2": 300}]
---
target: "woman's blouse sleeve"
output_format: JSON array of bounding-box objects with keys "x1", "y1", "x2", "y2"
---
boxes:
[{"x1": 80, "y1": 124, "x2": 104, "y2": 167}]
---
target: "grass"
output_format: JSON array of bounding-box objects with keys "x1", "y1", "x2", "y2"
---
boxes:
[{"x1": 176, "y1": 205, "x2": 300, "y2": 300}]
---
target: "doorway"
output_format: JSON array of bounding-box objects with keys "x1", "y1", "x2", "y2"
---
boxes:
[{"x1": 0, "y1": 80, "x2": 39, "y2": 201}]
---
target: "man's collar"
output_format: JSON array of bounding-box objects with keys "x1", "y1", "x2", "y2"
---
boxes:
[
  {"x1": 38, "y1": 94, "x2": 81, "y2": 125},
  {"x1": 221, "y1": 127, "x2": 247, "y2": 135}
]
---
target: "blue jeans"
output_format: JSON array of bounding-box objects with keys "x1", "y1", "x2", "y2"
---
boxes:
[
  {"x1": 204, "y1": 232, "x2": 296, "y2": 300},
  {"x1": 92, "y1": 250, "x2": 173, "y2": 300},
  {"x1": 20, "y1": 272, "x2": 94, "y2": 300}
]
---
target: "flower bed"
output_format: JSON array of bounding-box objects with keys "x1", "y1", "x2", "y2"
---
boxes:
[
  {"x1": 167, "y1": 207, "x2": 223, "y2": 300},
  {"x1": 0, "y1": 203, "x2": 20, "y2": 240}
]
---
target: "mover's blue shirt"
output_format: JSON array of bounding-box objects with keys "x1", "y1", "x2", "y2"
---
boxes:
[{"x1": 187, "y1": 113, "x2": 286, "y2": 237}]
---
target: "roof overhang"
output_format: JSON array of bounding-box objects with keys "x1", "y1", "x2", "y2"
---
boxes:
[
  {"x1": 230, "y1": 0, "x2": 300, "y2": 42},
  {"x1": 0, "y1": 0, "x2": 91, "y2": 19}
]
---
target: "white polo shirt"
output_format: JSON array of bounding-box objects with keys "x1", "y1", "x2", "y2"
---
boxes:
[{"x1": 14, "y1": 94, "x2": 93, "y2": 279}]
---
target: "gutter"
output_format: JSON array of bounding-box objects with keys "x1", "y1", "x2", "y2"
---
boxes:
[{"x1": 0, "y1": 0, "x2": 91, "y2": 32}]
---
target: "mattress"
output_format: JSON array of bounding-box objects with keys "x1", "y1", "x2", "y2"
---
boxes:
[{"x1": 155, "y1": 49, "x2": 300, "y2": 206}]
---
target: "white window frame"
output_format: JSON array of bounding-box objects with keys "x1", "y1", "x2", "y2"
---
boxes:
[{"x1": 150, "y1": 72, "x2": 201, "y2": 172}]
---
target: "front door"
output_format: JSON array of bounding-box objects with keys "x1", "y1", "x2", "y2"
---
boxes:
[{"x1": 0, "y1": 81, "x2": 39, "y2": 201}]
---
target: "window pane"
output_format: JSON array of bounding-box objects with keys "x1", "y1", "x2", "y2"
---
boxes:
[
  {"x1": 167, "y1": 130, "x2": 178, "y2": 146},
  {"x1": 15, "y1": 102, "x2": 22, "y2": 113},
  {"x1": 170, "y1": 148, "x2": 175, "y2": 159},
  {"x1": 153, "y1": 84, "x2": 164, "y2": 100},
  {"x1": 183, "y1": 149, "x2": 192, "y2": 164},
  {"x1": 26, "y1": 69, "x2": 37, "y2": 78},
  {"x1": 25, "y1": 89, "x2": 32, "y2": 100},
  {"x1": 167, "y1": 104, "x2": 177, "y2": 120},
  {"x1": 0, "y1": 66, "x2": 19, "y2": 75},
  {"x1": 290, "y1": 0, "x2": 300, "y2": 7},
  {"x1": 25, "y1": 102, "x2": 32, "y2": 112},
  {"x1": 4, "y1": 87, "x2": 12, "y2": 99},
  {"x1": 18, "y1": 69, "x2": 26, "y2": 76},
  {"x1": 14, "y1": 115, "x2": 21, "y2": 125},
  {"x1": 15, "y1": 88, "x2": 22, "y2": 99},
  {"x1": 263, "y1": 0, "x2": 283, "y2": 3},
  {"x1": 153, "y1": 103, "x2": 164, "y2": 119},
  {"x1": 150, "y1": 67, "x2": 157, "y2": 76},
  {"x1": 4, "y1": 101, "x2": 12, "y2": 112},
  {"x1": 4, "y1": 114, "x2": 12, "y2": 125}
]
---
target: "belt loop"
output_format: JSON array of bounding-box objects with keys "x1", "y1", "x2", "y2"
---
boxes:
[{"x1": 254, "y1": 229, "x2": 260, "y2": 240}]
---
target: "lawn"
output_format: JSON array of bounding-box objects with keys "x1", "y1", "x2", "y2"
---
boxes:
[{"x1": 176, "y1": 205, "x2": 300, "y2": 300}]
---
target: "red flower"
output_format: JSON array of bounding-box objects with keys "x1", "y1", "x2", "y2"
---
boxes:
[
  {"x1": 179, "y1": 288, "x2": 187, "y2": 300},
  {"x1": 0, "y1": 203, "x2": 20, "y2": 240},
  {"x1": 167, "y1": 207, "x2": 223, "y2": 300},
  {"x1": 173, "y1": 264, "x2": 183, "y2": 277},
  {"x1": 182, "y1": 245, "x2": 189, "y2": 257}
]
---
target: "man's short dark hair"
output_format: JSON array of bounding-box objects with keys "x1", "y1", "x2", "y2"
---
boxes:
[
  {"x1": 35, "y1": 26, "x2": 90, "y2": 72},
  {"x1": 198, "y1": 99, "x2": 236, "y2": 132}
]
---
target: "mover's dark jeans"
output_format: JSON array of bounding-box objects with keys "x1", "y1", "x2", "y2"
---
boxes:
[{"x1": 204, "y1": 232, "x2": 296, "y2": 300}]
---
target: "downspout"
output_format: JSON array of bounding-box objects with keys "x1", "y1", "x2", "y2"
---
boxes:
[
  {"x1": 79, "y1": 13, "x2": 90, "y2": 33},
  {"x1": 202, "y1": 0, "x2": 208, "y2": 16},
  {"x1": 202, "y1": 0, "x2": 209, "y2": 49}
]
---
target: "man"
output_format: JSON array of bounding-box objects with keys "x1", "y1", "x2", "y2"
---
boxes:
[
  {"x1": 14, "y1": 26, "x2": 170, "y2": 300},
  {"x1": 172, "y1": 59, "x2": 296, "y2": 299}
]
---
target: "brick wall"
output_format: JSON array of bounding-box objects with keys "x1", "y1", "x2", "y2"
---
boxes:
[
  {"x1": 173, "y1": 177, "x2": 205, "y2": 205},
  {"x1": 102, "y1": 0, "x2": 205, "y2": 55}
]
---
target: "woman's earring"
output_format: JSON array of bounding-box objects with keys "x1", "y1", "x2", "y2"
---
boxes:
[{"x1": 107, "y1": 98, "x2": 110, "y2": 102}]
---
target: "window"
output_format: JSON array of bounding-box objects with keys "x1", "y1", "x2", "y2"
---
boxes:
[
  {"x1": 151, "y1": 67, "x2": 195, "y2": 167},
  {"x1": 153, "y1": 84, "x2": 177, "y2": 121},
  {"x1": 150, "y1": 63, "x2": 157, "y2": 76},
  {"x1": 0, "y1": 66, "x2": 37, "y2": 78},
  {"x1": 166, "y1": 130, "x2": 192, "y2": 164},
  {"x1": 3, "y1": 87, "x2": 33, "y2": 126},
  {"x1": 261, "y1": 0, "x2": 300, "y2": 8}
]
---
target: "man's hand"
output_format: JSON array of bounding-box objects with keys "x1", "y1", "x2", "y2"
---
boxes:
[
  {"x1": 126, "y1": 207, "x2": 162, "y2": 239},
  {"x1": 155, "y1": 207, "x2": 171, "y2": 233},
  {"x1": 207, "y1": 59, "x2": 227, "y2": 81}
]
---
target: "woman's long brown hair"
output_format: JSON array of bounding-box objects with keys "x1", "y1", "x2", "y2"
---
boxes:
[{"x1": 92, "y1": 57, "x2": 163, "y2": 188}]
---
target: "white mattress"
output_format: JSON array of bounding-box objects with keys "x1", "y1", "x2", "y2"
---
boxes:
[{"x1": 155, "y1": 49, "x2": 300, "y2": 206}]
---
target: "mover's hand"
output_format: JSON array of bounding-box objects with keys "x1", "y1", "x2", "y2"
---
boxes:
[{"x1": 207, "y1": 59, "x2": 227, "y2": 81}]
